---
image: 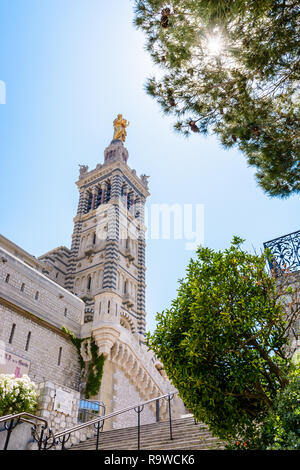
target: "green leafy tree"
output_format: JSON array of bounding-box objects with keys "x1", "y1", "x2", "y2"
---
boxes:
[
  {"x1": 146, "y1": 237, "x2": 300, "y2": 443},
  {"x1": 134, "y1": 0, "x2": 300, "y2": 197},
  {"x1": 258, "y1": 370, "x2": 300, "y2": 449}
]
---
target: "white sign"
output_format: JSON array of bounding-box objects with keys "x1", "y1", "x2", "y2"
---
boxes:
[
  {"x1": 54, "y1": 388, "x2": 74, "y2": 416},
  {"x1": 0, "y1": 348, "x2": 30, "y2": 377}
]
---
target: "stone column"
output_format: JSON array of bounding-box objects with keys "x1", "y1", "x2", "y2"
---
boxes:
[
  {"x1": 111, "y1": 171, "x2": 122, "y2": 200},
  {"x1": 91, "y1": 186, "x2": 97, "y2": 210},
  {"x1": 136, "y1": 197, "x2": 147, "y2": 334}
]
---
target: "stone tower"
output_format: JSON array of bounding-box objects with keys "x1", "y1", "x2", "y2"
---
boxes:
[
  {"x1": 38, "y1": 118, "x2": 185, "y2": 428},
  {"x1": 66, "y1": 136, "x2": 150, "y2": 339}
]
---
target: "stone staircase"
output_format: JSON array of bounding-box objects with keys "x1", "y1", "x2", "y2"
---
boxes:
[{"x1": 69, "y1": 416, "x2": 223, "y2": 450}]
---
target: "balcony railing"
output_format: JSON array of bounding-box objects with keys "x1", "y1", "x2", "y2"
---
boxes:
[
  {"x1": 125, "y1": 246, "x2": 135, "y2": 262},
  {"x1": 84, "y1": 244, "x2": 96, "y2": 256},
  {"x1": 122, "y1": 292, "x2": 135, "y2": 308},
  {"x1": 264, "y1": 229, "x2": 300, "y2": 275}
]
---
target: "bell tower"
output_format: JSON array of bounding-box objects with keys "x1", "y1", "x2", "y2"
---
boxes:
[
  {"x1": 38, "y1": 116, "x2": 185, "y2": 425},
  {"x1": 65, "y1": 116, "x2": 150, "y2": 338}
]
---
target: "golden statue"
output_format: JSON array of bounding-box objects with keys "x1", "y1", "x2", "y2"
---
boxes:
[{"x1": 113, "y1": 114, "x2": 129, "y2": 142}]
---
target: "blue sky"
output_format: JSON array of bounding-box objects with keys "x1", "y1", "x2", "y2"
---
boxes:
[{"x1": 0, "y1": 0, "x2": 299, "y2": 332}]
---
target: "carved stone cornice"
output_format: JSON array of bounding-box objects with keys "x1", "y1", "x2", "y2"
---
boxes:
[{"x1": 76, "y1": 160, "x2": 150, "y2": 199}]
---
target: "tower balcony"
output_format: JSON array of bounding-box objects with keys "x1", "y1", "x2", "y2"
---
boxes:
[
  {"x1": 84, "y1": 244, "x2": 96, "y2": 256},
  {"x1": 122, "y1": 293, "x2": 135, "y2": 308},
  {"x1": 125, "y1": 246, "x2": 135, "y2": 262},
  {"x1": 79, "y1": 292, "x2": 93, "y2": 302}
]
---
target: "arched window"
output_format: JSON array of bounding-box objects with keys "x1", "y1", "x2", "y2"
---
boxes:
[
  {"x1": 96, "y1": 187, "x2": 102, "y2": 208},
  {"x1": 105, "y1": 182, "x2": 111, "y2": 203},
  {"x1": 86, "y1": 192, "x2": 93, "y2": 212},
  {"x1": 127, "y1": 192, "x2": 132, "y2": 211}
]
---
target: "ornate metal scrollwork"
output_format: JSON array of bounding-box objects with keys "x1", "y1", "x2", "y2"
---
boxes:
[
  {"x1": 31, "y1": 426, "x2": 58, "y2": 450},
  {"x1": 264, "y1": 230, "x2": 300, "y2": 275}
]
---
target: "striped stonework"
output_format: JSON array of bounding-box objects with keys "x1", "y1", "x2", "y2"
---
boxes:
[{"x1": 39, "y1": 139, "x2": 149, "y2": 335}]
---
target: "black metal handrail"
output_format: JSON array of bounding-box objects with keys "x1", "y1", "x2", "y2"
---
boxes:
[
  {"x1": 0, "y1": 412, "x2": 49, "y2": 450},
  {"x1": 43, "y1": 390, "x2": 179, "y2": 450}
]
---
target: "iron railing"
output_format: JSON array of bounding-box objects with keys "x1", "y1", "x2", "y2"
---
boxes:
[
  {"x1": 38, "y1": 391, "x2": 179, "y2": 450},
  {"x1": 264, "y1": 229, "x2": 300, "y2": 275},
  {"x1": 1, "y1": 391, "x2": 181, "y2": 450},
  {"x1": 0, "y1": 412, "x2": 49, "y2": 450}
]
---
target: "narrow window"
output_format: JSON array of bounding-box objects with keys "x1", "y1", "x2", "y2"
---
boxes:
[
  {"x1": 105, "y1": 183, "x2": 111, "y2": 203},
  {"x1": 25, "y1": 332, "x2": 31, "y2": 351},
  {"x1": 20, "y1": 283, "x2": 25, "y2": 292},
  {"x1": 87, "y1": 276, "x2": 91, "y2": 291},
  {"x1": 108, "y1": 300, "x2": 110, "y2": 314},
  {"x1": 58, "y1": 347, "x2": 62, "y2": 366},
  {"x1": 86, "y1": 192, "x2": 93, "y2": 213},
  {"x1": 64, "y1": 308, "x2": 67, "y2": 317},
  {"x1": 5, "y1": 274, "x2": 10, "y2": 283},
  {"x1": 99, "y1": 302, "x2": 101, "y2": 314},
  {"x1": 115, "y1": 304, "x2": 118, "y2": 316},
  {"x1": 56, "y1": 272, "x2": 59, "y2": 279},
  {"x1": 35, "y1": 291, "x2": 39, "y2": 300},
  {"x1": 93, "y1": 233, "x2": 96, "y2": 245},
  {"x1": 96, "y1": 188, "x2": 102, "y2": 208},
  {"x1": 9, "y1": 323, "x2": 16, "y2": 344}
]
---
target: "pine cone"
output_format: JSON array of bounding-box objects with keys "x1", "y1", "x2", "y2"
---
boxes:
[
  {"x1": 161, "y1": 7, "x2": 171, "y2": 28},
  {"x1": 189, "y1": 121, "x2": 199, "y2": 132},
  {"x1": 161, "y1": 17, "x2": 169, "y2": 28}
]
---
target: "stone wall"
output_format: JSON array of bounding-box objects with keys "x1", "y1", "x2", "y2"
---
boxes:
[
  {"x1": 0, "y1": 304, "x2": 81, "y2": 391},
  {"x1": 0, "y1": 245, "x2": 84, "y2": 335},
  {"x1": 112, "y1": 366, "x2": 156, "y2": 429},
  {"x1": 36, "y1": 381, "x2": 94, "y2": 448}
]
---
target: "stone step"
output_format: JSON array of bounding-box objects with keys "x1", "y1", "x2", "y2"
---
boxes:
[
  {"x1": 72, "y1": 427, "x2": 212, "y2": 446},
  {"x1": 72, "y1": 434, "x2": 218, "y2": 448},
  {"x1": 69, "y1": 417, "x2": 223, "y2": 451}
]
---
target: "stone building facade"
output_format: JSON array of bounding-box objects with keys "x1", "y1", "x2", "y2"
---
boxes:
[{"x1": 0, "y1": 127, "x2": 185, "y2": 442}]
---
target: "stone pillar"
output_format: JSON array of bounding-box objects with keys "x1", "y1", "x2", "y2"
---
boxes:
[
  {"x1": 101, "y1": 183, "x2": 106, "y2": 205},
  {"x1": 111, "y1": 171, "x2": 122, "y2": 200},
  {"x1": 91, "y1": 186, "x2": 97, "y2": 210},
  {"x1": 137, "y1": 197, "x2": 146, "y2": 334},
  {"x1": 122, "y1": 184, "x2": 128, "y2": 210},
  {"x1": 102, "y1": 202, "x2": 119, "y2": 291}
]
